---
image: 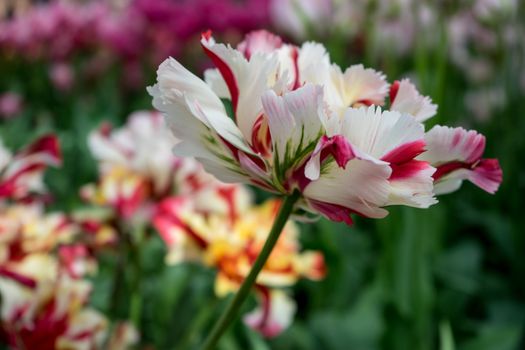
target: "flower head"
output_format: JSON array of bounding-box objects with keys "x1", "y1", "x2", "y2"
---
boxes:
[
  {"x1": 0, "y1": 255, "x2": 107, "y2": 350},
  {"x1": 0, "y1": 203, "x2": 76, "y2": 268},
  {"x1": 154, "y1": 195, "x2": 325, "y2": 336},
  {"x1": 83, "y1": 111, "x2": 228, "y2": 220},
  {"x1": 150, "y1": 30, "x2": 486, "y2": 225},
  {"x1": 0, "y1": 135, "x2": 61, "y2": 201},
  {"x1": 0, "y1": 92, "x2": 23, "y2": 120}
]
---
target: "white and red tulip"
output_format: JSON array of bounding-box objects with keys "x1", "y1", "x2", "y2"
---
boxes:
[
  {"x1": 85, "y1": 111, "x2": 240, "y2": 220},
  {"x1": 0, "y1": 135, "x2": 61, "y2": 201},
  {"x1": 0, "y1": 203, "x2": 75, "y2": 266},
  {"x1": 149, "y1": 30, "x2": 497, "y2": 225},
  {"x1": 0, "y1": 255, "x2": 107, "y2": 350}
]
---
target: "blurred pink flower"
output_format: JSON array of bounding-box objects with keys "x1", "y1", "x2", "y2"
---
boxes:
[
  {"x1": 0, "y1": 93, "x2": 23, "y2": 119},
  {"x1": 269, "y1": 0, "x2": 333, "y2": 40},
  {"x1": 49, "y1": 62, "x2": 75, "y2": 91},
  {"x1": 150, "y1": 30, "x2": 502, "y2": 226},
  {"x1": 1, "y1": 0, "x2": 270, "y2": 65}
]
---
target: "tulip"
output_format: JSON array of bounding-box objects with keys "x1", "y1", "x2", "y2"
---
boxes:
[
  {"x1": 0, "y1": 134, "x2": 61, "y2": 201},
  {"x1": 149, "y1": 30, "x2": 502, "y2": 348},
  {"x1": 154, "y1": 197, "x2": 325, "y2": 337},
  {"x1": 0, "y1": 255, "x2": 107, "y2": 350}
]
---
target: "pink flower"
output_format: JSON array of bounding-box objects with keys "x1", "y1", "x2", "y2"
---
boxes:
[
  {"x1": 49, "y1": 62, "x2": 75, "y2": 91},
  {"x1": 0, "y1": 93, "x2": 23, "y2": 119}
]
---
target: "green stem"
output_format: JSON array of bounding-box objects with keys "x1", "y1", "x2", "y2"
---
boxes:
[
  {"x1": 108, "y1": 231, "x2": 127, "y2": 317},
  {"x1": 199, "y1": 191, "x2": 301, "y2": 350},
  {"x1": 129, "y1": 226, "x2": 145, "y2": 330}
]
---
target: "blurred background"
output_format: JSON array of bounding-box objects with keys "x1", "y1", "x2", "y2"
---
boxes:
[{"x1": 0, "y1": 0, "x2": 524, "y2": 349}]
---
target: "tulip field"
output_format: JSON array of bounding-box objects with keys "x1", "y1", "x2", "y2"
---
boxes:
[{"x1": 0, "y1": 1, "x2": 523, "y2": 349}]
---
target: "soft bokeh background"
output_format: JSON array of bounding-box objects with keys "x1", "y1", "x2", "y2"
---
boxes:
[{"x1": 1, "y1": 0, "x2": 524, "y2": 349}]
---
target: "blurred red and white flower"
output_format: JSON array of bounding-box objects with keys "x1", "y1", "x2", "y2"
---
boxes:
[
  {"x1": 154, "y1": 197, "x2": 325, "y2": 337},
  {"x1": 0, "y1": 202, "x2": 102, "y2": 287},
  {"x1": 0, "y1": 254, "x2": 107, "y2": 350},
  {"x1": 106, "y1": 321, "x2": 140, "y2": 350},
  {"x1": 0, "y1": 203, "x2": 75, "y2": 267},
  {"x1": 83, "y1": 111, "x2": 228, "y2": 220},
  {"x1": 0, "y1": 134, "x2": 61, "y2": 201}
]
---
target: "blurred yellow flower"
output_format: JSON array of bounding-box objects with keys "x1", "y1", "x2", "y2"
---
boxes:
[{"x1": 154, "y1": 197, "x2": 325, "y2": 337}]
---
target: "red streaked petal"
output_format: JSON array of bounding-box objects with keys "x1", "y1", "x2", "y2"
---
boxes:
[
  {"x1": 201, "y1": 30, "x2": 212, "y2": 41},
  {"x1": 433, "y1": 161, "x2": 470, "y2": 181},
  {"x1": 201, "y1": 36, "x2": 240, "y2": 114},
  {"x1": 469, "y1": 158, "x2": 502, "y2": 194},
  {"x1": 237, "y1": 30, "x2": 283, "y2": 59},
  {"x1": 381, "y1": 139, "x2": 426, "y2": 164},
  {"x1": 0, "y1": 267, "x2": 37, "y2": 289},
  {"x1": 308, "y1": 199, "x2": 355, "y2": 226},
  {"x1": 290, "y1": 46, "x2": 301, "y2": 90},
  {"x1": 390, "y1": 160, "x2": 433, "y2": 181},
  {"x1": 153, "y1": 197, "x2": 208, "y2": 248},
  {"x1": 389, "y1": 80, "x2": 400, "y2": 103},
  {"x1": 20, "y1": 134, "x2": 62, "y2": 165}
]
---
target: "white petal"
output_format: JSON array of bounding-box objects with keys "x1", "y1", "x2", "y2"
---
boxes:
[
  {"x1": 419, "y1": 125, "x2": 486, "y2": 164},
  {"x1": 388, "y1": 165, "x2": 438, "y2": 208},
  {"x1": 304, "y1": 158, "x2": 392, "y2": 219},
  {"x1": 339, "y1": 106, "x2": 425, "y2": 159},
  {"x1": 204, "y1": 68, "x2": 230, "y2": 99},
  {"x1": 298, "y1": 42, "x2": 331, "y2": 85},
  {"x1": 201, "y1": 36, "x2": 280, "y2": 144},
  {"x1": 197, "y1": 157, "x2": 250, "y2": 184},
  {"x1": 262, "y1": 85, "x2": 324, "y2": 165},
  {"x1": 433, "y1": 175, "x2": 466, "y2": 195},
  {"x1": 327, "y1": 64, "x2": 389, "y2": 112},
  {"x1": 390, "y1": 79, "x2": 437, "y2": 122},
  {"x1": 243, "y1": 290, "x2": 296, "y2": 338},
  {"x1": 149, "y1": 57, "x2": 223, "y2": 124},
  {"x1": 237, "y1": 30, "x2": 284, "y2": 58},
  {"x1": 149, "y1": 57, "x2": 251, "y2": 155}
]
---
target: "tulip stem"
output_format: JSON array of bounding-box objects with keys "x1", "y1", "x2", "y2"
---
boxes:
[{"x1": 199, "y1": 191, "x2": 301, "y2": 350}]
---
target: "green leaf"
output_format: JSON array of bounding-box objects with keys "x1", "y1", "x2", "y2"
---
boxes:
[
  {"x1": 459, "y1": 325, "x2": 522, "y2": 350},
  {"x1": 440, "y1": 321, "x2": 455, "y2": 350}
]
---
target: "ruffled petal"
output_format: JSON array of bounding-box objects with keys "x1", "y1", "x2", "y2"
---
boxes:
[
  {"x1": 243, "y1": 290, "x2": 296, "y2": 338},
  {"x1": 389, "y1": 79, "x2": 437, "y2": 122},
  {"x1": 261, "y1": 85, "x2": 325, "y2": 179},
  {"x1": 304, "y1": 158, "x2": 392, "y2": 222},
  {"x1": 327, "y1": 64, "x2": 389, "y2": 112},
  {"x1": 420, "y1": 126, "x2": 502, "y2": 194},
  {"x1": 201, "y1": 33, "x2": 280, "y2": 144}
]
